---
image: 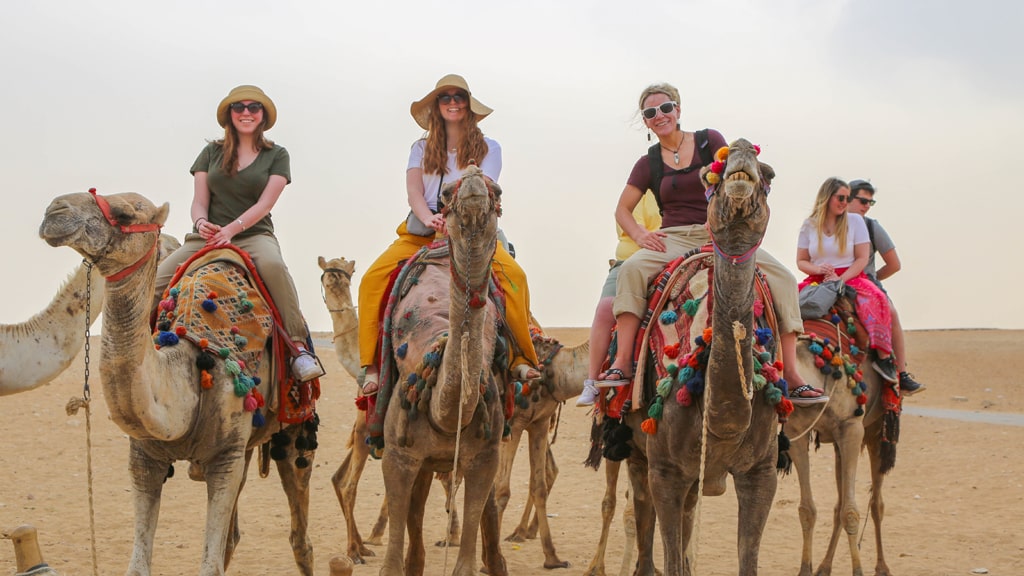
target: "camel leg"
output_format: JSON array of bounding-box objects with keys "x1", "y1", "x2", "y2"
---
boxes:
[
  {"x1": 368, "y1": 498, "x2": 389, "y2": 546},
  {"x1": 525, "y1": 420, "x2": 569, "y2": 568},
  {"x1": 864, "y1": 421, "x2": 892, "y2": 576},
  {"x1": 125, "y1": 440, "x2": 168, "y2": 576},
  {"x1": 583, "y1": 458, "x2": 619, "y2": 576},
  {"x1": 276, "y1": 440, "x2": 315, "y2": 576},
  {"x1": 732, "y1": 454, "x2": 778, "y2": 576},
  {"x1": 509, "y1": 443, "x2": 558, "y2": 541},
  {"x1": 452, "y1": 442, "x2": 500, "y2": 576},
  {"x1": 379, "y1": 450, "x2": 419, "y2": 575},
  {"x1": 331, "y1": 412, "x2": 376, "y2": 562},
  {"x1": 480, "y1": 487, "x2": 509, "y2": 576},
  {"x1": 627, "y1": 449, "x2": 658, "y2": 576},
  {"x1": 405, "y1": 469, "x2": 432, "y2": 576},
  {"x1": 222, "y1": 450, "x2": 254, "y2": 571},
  {"x1": 789, "y1": 433, "x2": 817, "y2": 576},
  {"x1": 818, "y1": 421, "x2": 866, "y2": 576},
  {"x1": 494, "y1": 419, "x2": 524, "y2": 539},
  {"x1": 619, "y1": 485, "x2": 636, "y2": 576},
  {"x1": 197, "y1": 446, "x2": 249, "y2": 576},
  {"x1": 649, "y1": 455, "x2": 688, "y2": 576},
  {"x1": 435, "y1": 472, "x2": 461, "y2": 547}
]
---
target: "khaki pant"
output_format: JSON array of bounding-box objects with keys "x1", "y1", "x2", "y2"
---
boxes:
[
  {"x1": 613, "y1": 224, "x2": 803, "y2": 335},
  {"x1": 155, "y1": 233, "x2": 309, "y2": 341},
  {"x1": 358, "y1": 221, "x2": 539, "y2": 369}
]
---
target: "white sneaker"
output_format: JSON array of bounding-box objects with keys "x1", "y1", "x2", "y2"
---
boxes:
[
  {"x1": 576, "y1": 380, "x2": 599, "y2": 407},
  {"x1": 292, "y1": 351, "x2": 325, "y2": 382}
]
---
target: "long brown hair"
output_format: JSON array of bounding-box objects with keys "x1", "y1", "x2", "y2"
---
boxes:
[
  {"x1": 217, "y1": 121, "x2": 274, "y2": 177},
  {"x1": 809, "y1": 177, "x2": 850, "y2": 255},
  {"x1": 421, "y1": 106, "x2": 489, "y2": 176}
]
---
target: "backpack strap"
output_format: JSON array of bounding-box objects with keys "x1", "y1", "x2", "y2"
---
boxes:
[
  {"x1": 647, "y1": 128, "x2": 712, "y2": 215},
  {"x1": 866, "y1": 217, "x2": 877, "y2": 253}
]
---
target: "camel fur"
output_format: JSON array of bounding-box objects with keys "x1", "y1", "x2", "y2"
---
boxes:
[{"x1": 39, "y1": 191, "x2": 314, "y2": 576}]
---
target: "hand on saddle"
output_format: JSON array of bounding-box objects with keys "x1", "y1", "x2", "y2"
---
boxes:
[{"x1": 513, "y1": 363, "x2": 542, "y2": 382}]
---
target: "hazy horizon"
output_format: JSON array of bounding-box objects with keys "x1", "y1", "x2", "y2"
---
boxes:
[{"x1": 3, "y1": 0, "x2": 1021, "y2": 334}]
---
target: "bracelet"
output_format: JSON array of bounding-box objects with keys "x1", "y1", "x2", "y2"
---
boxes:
[
  {"x1": 236, "y1": 218, "x2": 245, "y2": 230},
  {"x1": 194, "y1": 217, "x2": 208, "y2": 228}
]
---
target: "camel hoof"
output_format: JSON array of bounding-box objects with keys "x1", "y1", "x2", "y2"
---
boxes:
[
  {"x1": 503, "y1": 531, "x2": 526, "y2": 543},
  {"x1": 543, "y1": 559, "x2": 571, "y2": 569},
  {"x1": 435, "y1": 539, "x2": 460, "y2": 548},
  {"x1": 364, "y1": 536, "x2": 384, "y2": 546}
]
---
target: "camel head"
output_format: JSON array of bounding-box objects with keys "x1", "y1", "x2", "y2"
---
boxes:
[
  {"x1": 39, "y1": 190, "x2": 169, "y2": 280},
  {"x1": 318, "y1": 255, "x2": 355, "y2": 295},
  {"x1": 703, "y1": 138, "x2": 774, "y2": 259},
  {"x1": 441, "y1": 165, "x2": 501, "y2": 242}
]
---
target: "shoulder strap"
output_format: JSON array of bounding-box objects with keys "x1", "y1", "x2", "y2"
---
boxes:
[
  {"x1": 866, "y1": 217, "x2": 876, "y2": 252},
  {"x1": 647, "y1": 143, "x2": 664, "y2": 214},
  {"x1": 695, "y1": 128, "x2": 712, "y2": 166}
]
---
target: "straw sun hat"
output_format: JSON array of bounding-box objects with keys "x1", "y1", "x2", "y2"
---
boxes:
[
  {"x1": 409, "y1": 74, "x2": 492, "y2": 130},
  {"x1": 216, "y1": 85, "x2": 277, "y2": 130}
]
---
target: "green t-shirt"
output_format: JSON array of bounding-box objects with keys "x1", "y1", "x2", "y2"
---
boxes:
[{"x1": 190, "y1": 141, "x2": 291, "y2": 238}]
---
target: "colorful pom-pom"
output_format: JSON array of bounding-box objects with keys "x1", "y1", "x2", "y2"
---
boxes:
[
  {"x1": 175, "y1": 326, "x2": 187, "y2": 337},
  {"x1": 753, "y1": 298, "x2": 765, "y2": 317},
  {"x1": 520, "y1": 382, "x2": 532, "y2": 396},
  {"x1": 710, "y1": 160, "x2": 725, "y2": 174},
  {"x1": 252, "y1": 411, "x2": 265, "y2": 428},
  {"x1": 219, "y1": 347, "x2": 231, "y2": 358},
  {"x1": 207, "y1": 291, "x2": 218, "y2": 300},
  {"x1": 753, "y1": 144, "x2": 761, "y2": 156},
  {"x1": 656, "y1": 377, "x2": 672, "y2": 397},
  {"x1": 198, "y1": 337, "x2": 209, "y2": 348},
  {"x1": 234, "y1": 334, "x2": 248, "y2": 348},
  {"x1": 238, "y1": 299, "x2": 254, "y2": 312},
  {"x1": 702, "y1": 327, "x2": 714, "y2": 344},
  {"x1": 252, "y1": 389, "x2": 265, "y2": 407},
  {"x1": 200, "y1": 370, "x2": 214, "y2": 389},
  {"x1": 714, "y1": 146, "x2": 730, "y2": 162},
  {"x1": 224, "y1": 359, "x2": 241, "y2": 375},
  {"x1": 230, "y1": 325, "x2": 240, "y2": 334},
  {"x1": 202, "y1": 299, "x2": 217, "y2": 312},
  {"x1": 157, "y1": 331, "x2": 179, "y2": 346},
  {"x1": 664, "y1": 342, "x2": 681, "y2": 359},
  {"x1": 640, "y1": 418, "x2": 658, "y2": 435},
  {"x1": 706, "y1": 172, "x2": 720, "y2": 185},
  {"x1": 196, "y1": 352, "x2": 216, "y2": 370},
  {"x1": 397, "y1": 342, "x2": 408, "y2": 359},
  {"x1": 244, "y1": 393, "x2": 258, "y2": 412},
  {"x1": 809, "y1": 342, "x2": 823, "y2": 355},
  {"x1": 755, "y1": 327, "x2": 773, "y2": 345},
  {"x1": 648, "y1": 396, "x2": 664, "y2": 419},
  {"x1": 659, "y1": 310, "x2": 678, "y2": 325},
  {"x1": 677, "y1": 386, "x2": 693, "y2": 406},
  {"x1": 169, "y1": 287, "x2": 179, "y2": 297},
  {"x1": 682, "y1": 299, "x2": 700, "y2": 317}
]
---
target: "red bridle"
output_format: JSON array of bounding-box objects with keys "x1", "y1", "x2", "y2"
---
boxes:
[{"x1": 89, "y1": 187, "x2": 163, "y2": 281}]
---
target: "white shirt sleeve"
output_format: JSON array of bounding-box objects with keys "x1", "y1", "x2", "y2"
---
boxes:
[
  {"x1": 481, "y1": 138, "x2": 502, "y2": 181},
  {"x1": 848, "y1": 213, "x2": 870, "y2": 245}
]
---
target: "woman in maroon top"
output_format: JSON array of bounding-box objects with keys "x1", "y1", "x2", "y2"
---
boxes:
[{"x1": 593, "y1": 83, "x2": 821, "y2": 404}]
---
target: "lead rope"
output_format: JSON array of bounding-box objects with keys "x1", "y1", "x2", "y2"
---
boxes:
[{"x1": 64, "y1": 260, "x2": 100, "y2": 576}]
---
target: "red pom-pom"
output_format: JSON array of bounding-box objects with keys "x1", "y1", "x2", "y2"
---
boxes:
[
  {"x1": 822, "y1": 348, "x2": 833, "y2": 361},
  {"x1": 710, "y1": 160, "x2": 725, "y2": 174},
  {"x1": 776, "y1": 397, "x2": 794, "y2": 417},
  {"x1": 354, "y1": 395, "x2": 369, "y2": 410},
  {"x1": 175, "y1": 326, "x2": 187, "y2": 336},
  {"x1": 702, "y1": 327, "x2": 714, "y2": 344},
  {"x1": 814, "y1": 356, "x2": 825, "y2": 368},
  {"x1": 640, "y1": 418, "x2": 658, "y2": 435},
  {"x1": 199, "y1": 338, "x2": 209, "y2": 348},
  {"x1": 664, "y1": 342, "x2": 681, "y2": 359},
  {"x1": 231, "y1": 325, "x2": 240, "y2": 334},
  {"x1": 520, "y1": 382, "x2": 531, "y2": 396},
  {"x1": 753, "y1": 144, "x2": 761, "y2": 155},
  {"x1": 677, "y1": 386, "x2": 693, "y2": 406},
  {"x1": 856, "y1": 393, "x2": 868, "y2": 405},
  {"x1": 252, "y1": 389, "x2": 265, "y2": 407},
  {"x1": 207, "y1": 291, "x2": 218, "y2": 299}
]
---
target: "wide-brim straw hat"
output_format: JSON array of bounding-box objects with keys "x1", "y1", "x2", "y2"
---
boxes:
[
  {"x1": 216, "y1": 85, "x2": 277, "y2": 130},
  {"x1": 410, "y1": 74, "x2": 492, "y2": 130}
]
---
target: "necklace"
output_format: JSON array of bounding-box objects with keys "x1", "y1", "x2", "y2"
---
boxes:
[{"x1": 661, "y1": 132, "x2": 686, "y2": 165}]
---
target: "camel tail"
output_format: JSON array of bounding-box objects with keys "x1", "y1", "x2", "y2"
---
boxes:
[{"x1": 583, "y1": 418, "x2": 603, "y2": 470}]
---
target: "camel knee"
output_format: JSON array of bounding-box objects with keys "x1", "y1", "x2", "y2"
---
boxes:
[
  {"x1": 842, "y1": 508, "x2": 860, "y2": 535},
  {"x1": 798, "y1": 503, "x2": 817, "y2": 531}
]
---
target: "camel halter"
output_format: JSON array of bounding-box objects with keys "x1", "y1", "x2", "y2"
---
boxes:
[
  {"x1": 443, "y1": 176, "x2": 500, "y2": 308},
  {"x1": 89, "y1": 188, "x2": 163, "y2": 281},
  {"x1": 704, "y1": 166, "x2": 771, "y2": 265},
  {"x1": 319, "y1": 266, "x2": 353, "y2": 311}
]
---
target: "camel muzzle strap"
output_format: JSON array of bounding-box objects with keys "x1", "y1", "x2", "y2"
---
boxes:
[{"x1": 88, "y1": 187, "x2": 162, "y2": 281}]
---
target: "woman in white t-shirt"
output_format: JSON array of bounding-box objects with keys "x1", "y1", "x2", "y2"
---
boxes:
[
  {"x1": 356, "y1": 74, "x2": 540, "y2": 395},
  {"x1": 796, "y1": 177, "x2": 897, "y2": 383}
]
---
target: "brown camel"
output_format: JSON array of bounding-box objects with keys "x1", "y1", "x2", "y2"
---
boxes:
[
  {"x1": 493, "y1": 333, "x2": 588, "y2": 569},
  {"x1": 786, "y1": 326, "x2": 897, "y2": 576},
  {"x1": 0, "y1": 234, "x2": 179, "y2": 397},
  {"x1": 642, "y1": 139, "x2": 780, "y2": 575},
  {"x1": 377, "y1": 165, "x2": 506, "y2": 576},
  {"x1": 40, "y1": 190, "x2": 314, "y2": 576},
  {"x1": 318, "y1": 256, "x2": 460, "y2": 564}
]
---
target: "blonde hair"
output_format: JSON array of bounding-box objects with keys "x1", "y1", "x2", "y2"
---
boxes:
[
  {"x1": 638, "y1": 83, "x2": 680, "y2": 109},
  {"x1": 216, "y1": 121, "x2": 273, "y2": 177},
  {"x1": 421, "y1": 106, "x2": 489, "y2": 176},
  {"x1": 809, "y1": 177, "x2": 851, "y2": 255}
]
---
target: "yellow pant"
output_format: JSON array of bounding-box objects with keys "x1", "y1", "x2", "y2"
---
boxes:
[{"x1": 358, "y1": 221, "x2": 539, "y2": 369}]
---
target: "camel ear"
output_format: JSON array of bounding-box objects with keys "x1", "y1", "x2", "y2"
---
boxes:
[
  {"x1": 344, "y1": 259, "x2": 356, "y2": 274},
  {"x1": 758, "y1": 162, "x2": 775, "y2": 186},
  {"x1": 486, "y1": 177, "x2": 502, "y2": 200},
  {"x1": 318, "y1": 256, "x2": 327, "y2": 269},
  {"x1": 153, "y1": 202, "x2": 170, "y2": 226},
  {"x1": 440, "y1": 180, "x2": 457, "y2": 207}
]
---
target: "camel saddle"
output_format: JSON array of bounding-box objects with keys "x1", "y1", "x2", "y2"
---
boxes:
[
  {"x1": 598, "y1": 244, "x2": 781, "y2": 420},
  {"x1": 153, "y1": 244, "x2": 318, "y2": 425},
  {"x1": 364, "y1": 239, "x2": 512, "y2": 451},
  {"x1": 802, "y1": 294, "x2": 869, "y2": 364}
]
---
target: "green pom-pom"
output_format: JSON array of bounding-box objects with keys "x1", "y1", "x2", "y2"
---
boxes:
[
  {"x1": 224, "y1": 359, "x2": 241, "y2": 375},
  {"x1": 679, "y1": 366, "x2": 695, "y2": 383},
  {"x1": 234, "y1": 334, "x2": 248, "y2": 348},
  {"x1": 656, "y1": 377, "x2": 673, "y2": 397},
  {"x1": 759, "y1": 351, "x2": 772, "y2": 364},
  {"x1": 752, "y1": 373, "x2": 767, "y2": 391},
  {"x1": 682, "y1": 299, "x2": 699, "y2": 317},
  {"x1": 667, "y1": 363, "x2": 679, "y2": 378},
  {"x1": 219, "y1": 347, "x2": 231, "y2": 358},
  {"x1": 647, "y1": 396, "x2": 664, "y2": 419},
  {"x1": 234, "y1": 377, "x2": 249, "y2": 397},
  {"x1": 753, "y1": 357, "x2": 763, "y2": 372},
  {"x1": 765, "y1": 386, "x2": 782, "y2": 404}
]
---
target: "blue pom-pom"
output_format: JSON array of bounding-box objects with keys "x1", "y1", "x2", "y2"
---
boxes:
[
  {"x1": 202, "y1": 299, "x2": 218, "y2": 312},
  {"x1": 850, "y1": 345, "x2": 860, "y2": 356},
  {"x1": 252, "y1": 376, "x2": 261, "y2": 385},
  {"x1": 515, "y1": 381, "x2": 523, "y2": 395},
  {"x1": 822, "y1": 338, "x2": 831, "y2": 346},
  {"x1": 406, "y1": 373, "x2": 417, "y2": 385},
  {"x1": 252, "y1": 411, "x2": 266, "y2": 428},
  {"x1": 234, "y1": 334, "x2": 248, "y2": 348},
  {"x1": 755, "y1": 328, "x2": 773, "y2": 345},
  {"x1": 424, "y1": 351, "x2": 441, "y2": 367},
  {"x1": 831, "y1": 313, "x2": 841, "y2": 324},
  {"x1": 169, "y1": 287, "x2": 180, "y2": 297},
  {"x1": 809, "y1": 342, "x2": 824, "y2": 355},
  {"x1": 157, "y1": 331, "x2": 179, "y2": 346},
  {"x1": 694, "y1": 336, "x2": 706, "y2": 347},
  {"x1": 397, "y1": 342, "x2": 408, "y2": 359},
  {"x1": 659, "y1": 310, "x2": 678, "y2": 325},
  {"x1": 820, "y1": 364, "x2": 832, "y2": 374}
]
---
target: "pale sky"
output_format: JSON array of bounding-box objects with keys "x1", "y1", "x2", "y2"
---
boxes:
[{"x1": 2, "y1": 0, "x2": 1022, "y2": 333}]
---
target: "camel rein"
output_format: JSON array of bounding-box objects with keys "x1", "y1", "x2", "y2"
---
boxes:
[
  {"x1": 89, "y1": 188, "x2": 162, "y2": 281},
  {"x1": 65, "y1": 260, "x2": 101, "y2": 576}
]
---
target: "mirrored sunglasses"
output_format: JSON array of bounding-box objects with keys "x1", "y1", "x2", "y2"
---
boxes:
[{"x1": 642, "y1": 101, "x2": 678, "y2": 120}]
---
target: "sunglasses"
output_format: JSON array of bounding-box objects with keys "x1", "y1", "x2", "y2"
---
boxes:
[
  {"x1": 229, "y1": 102, "x2": 264, "y2": 114},
  {"x1": 437, "y1": 92, "x2": 468, "y2": 105},
  {"x1": 833, "y1": 194, "x2": 850, "y2": 203},
  {"x1": 853, "y1": 196, "x2": 877, "y2": 206},
  {"x1": 641, "y1": 101, "x2": 678, "y2": 120}
]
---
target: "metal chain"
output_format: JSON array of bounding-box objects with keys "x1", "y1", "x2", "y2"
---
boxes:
[{"x1": 79, "y1": 260, "x2": 99, "y2": 576}]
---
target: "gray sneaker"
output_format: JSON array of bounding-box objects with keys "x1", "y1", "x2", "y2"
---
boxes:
[
  {"x1": 576, "y1": 380, "x2": 599, "y2": 407},
  {"x1": 872, "y1": 355, "x2": 898, "y2": 383},
  {"x1": 898, "y1": 371, "x2": 926, "y2": 396},
  {"x1": 292, "y1": 351, "x2": 325, "y2": 382}
]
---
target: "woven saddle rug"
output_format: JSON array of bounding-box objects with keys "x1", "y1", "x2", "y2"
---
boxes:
[
  {"x1": 599, "y1": 244, "x2": 784, "y2": 422},
  {"x1": 365, "y1": 240, "x2": 511, "y2": 450},
  {"x1": 153, "y1": 245, "x2": 317, "y2": 425}
]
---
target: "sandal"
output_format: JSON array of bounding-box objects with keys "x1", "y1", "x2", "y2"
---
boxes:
[
  {"x1": 513, "y1": 363, "x2": 542, "y2": 381},
  {"x1": 789, "y1": 384, "x2": 828, "y2": 405},
  {"x1": 360, "y1": 368, "x2": 380, "y2": 397},
  {"x1": 595, "y1": 368, "x2": 631, "y2": 388}
]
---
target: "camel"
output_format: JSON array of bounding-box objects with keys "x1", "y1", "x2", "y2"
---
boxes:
[
  {"x1": 493, "y1": 333, "x2": 588, "y2": 569},
  {"x1": 0, "y1": 234, "x2": 180, "y2": 397},
  {"x1": 786, "y1": 325, "x2": 897, "y2": 576},
  {"x1": 2, "y1": 525, "x2": 61, "y2": 575},
  {"x1": 377, "y1": 165, "x2": 506, "y2": 576},
  {"x1": 39, "y1": 190, "x2": 314, "y2": 576},
  {"x1": 318, "y1": 256, "x2": 462, "y2": 564},
  {"x1": 642, "y1": 139, "x2": 780, "y2": 575}
]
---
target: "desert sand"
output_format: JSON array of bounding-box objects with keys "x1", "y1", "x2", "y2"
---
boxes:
[{"x1": 2, "y1": 329, "x2": 1022, "y2": 575}]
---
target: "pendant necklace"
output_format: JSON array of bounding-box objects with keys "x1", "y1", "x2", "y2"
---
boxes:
[{"x1": 661, "y1": 132, "x2": 686, "y2": 165}]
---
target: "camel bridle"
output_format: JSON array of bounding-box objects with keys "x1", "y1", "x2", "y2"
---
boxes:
[
  {"x1": 443, "y1": 175, "x2": 500, "y2": 309},
  {"x1": 89, "y1": 188, "x2": 163, "y2": 282},
  {"x1": 703, "y1": 159, "x2": 770, "y2": 266}
]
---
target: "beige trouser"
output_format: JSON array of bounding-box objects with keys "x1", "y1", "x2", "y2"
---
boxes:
[
  {"x1": 613, "y1": 224, "x2": 803, "y2": 335},
  {"x1": 154, "y1": 233, "x2": 309, "y2": 341}
]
